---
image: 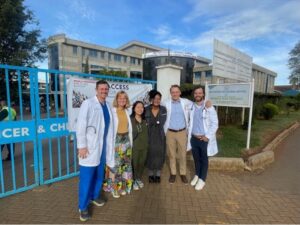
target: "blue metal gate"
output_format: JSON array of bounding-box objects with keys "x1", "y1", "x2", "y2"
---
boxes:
[{"x1": 0, "y1": 64, "x2": 155, "y2": 198}]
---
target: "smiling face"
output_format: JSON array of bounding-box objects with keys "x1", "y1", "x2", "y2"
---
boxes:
[
  {"x1": 134, "y1": 102, "x2": 144, "y2": 116},
  {"x1": 117, "y1": 93, "x2": 127, "y2": 108},
  {"x1": 170, "y1": 86, "x2": 181, "y2": 101},
  {"x1": 96, "y1": 83, "x2": 109, "y2": 102},
  {"x1": 193, "y1": 88, "x2": 205, "y2": 103},
  {"x1": 152, "y1": 94, "x2": 161, "y2": 106}
]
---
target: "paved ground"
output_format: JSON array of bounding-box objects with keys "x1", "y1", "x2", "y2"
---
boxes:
[{"x1": 0, "y1": 127, "x2": 300, "y2": 224}]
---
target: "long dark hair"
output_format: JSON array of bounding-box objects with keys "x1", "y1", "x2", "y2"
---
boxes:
[{"x1": 131, "y1": 101, "x2": 145, "y2": 119}]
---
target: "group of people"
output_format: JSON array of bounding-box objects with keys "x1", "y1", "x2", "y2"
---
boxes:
[{"x1": 76, "y1": 80, "x2": 219, "y2": 222}]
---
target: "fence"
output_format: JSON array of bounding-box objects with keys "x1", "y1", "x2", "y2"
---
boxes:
[{"x1": 0, "y1": 64, "x2": 155, "y2": 198}]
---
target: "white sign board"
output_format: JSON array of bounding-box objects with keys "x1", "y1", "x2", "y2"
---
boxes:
[
  {"x1": 67, "y1": 78, "x2": 152, "y2": 131},
  {"x1": 213, "y1": 39, "x2": 253, "y2": 82},
  {"x1": 206, "y1": 83, "x2": 252, "y2": 107},
  {"x1": 206, "y1": 80, "x2": 255, "y2": 149}
]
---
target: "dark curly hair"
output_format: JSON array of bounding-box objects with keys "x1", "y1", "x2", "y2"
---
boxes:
[{"x1": 149, "y1": 90, "x2": 162, "y2": 102}]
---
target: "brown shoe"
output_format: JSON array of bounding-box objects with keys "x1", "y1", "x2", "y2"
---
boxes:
[
  {"x1": 169, "y1": 175, "x2": 176, "y2": 184},
  {"x1": 180, "y1": 175, "x2": 188, "y2": 184}
]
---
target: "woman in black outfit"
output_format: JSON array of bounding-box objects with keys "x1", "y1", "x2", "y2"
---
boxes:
[{"x1": 145, "y1": 91, "x2": 167, "y2": 183}]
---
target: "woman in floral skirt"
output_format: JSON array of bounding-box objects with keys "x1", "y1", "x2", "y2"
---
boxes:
[{"x1": 103, "y1": 91, "x2": 133, "y2": 198}]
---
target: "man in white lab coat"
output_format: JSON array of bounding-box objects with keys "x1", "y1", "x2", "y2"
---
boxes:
[
  {"x1": 187, "y1": 87, "x2": 218, "y2": 191},
  {"x1": 76, "y1": 80, "x2": 115, "y2": 222}
]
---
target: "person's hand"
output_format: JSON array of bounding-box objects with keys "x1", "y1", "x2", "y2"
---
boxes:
[
  {"x1": 202, "y1": 136, "x2": 209, "y2": 142},
  {"x1": 195, "y1": 135, "x2": 209, "y2": 142},
  {"x1": 108, "y1": 169, "x2": 116, "y2": 182},
  {"x1": 78, "y1": 148, "x2": 89, "y2": 159},
  {"x1": 205, "y1": 100, "x2": 212, "y2": 108}
]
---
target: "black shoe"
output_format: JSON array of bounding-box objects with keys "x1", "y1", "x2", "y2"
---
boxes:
[
  {"x1": 79, "y1": 209, "x2": 90, "y2": 222},
  {"x1": 155, "y1": 176, "x2": 161, "y2": 183},
  {"x1": 149, "y1": 176, "x2": 155, "y2": 183},
  {"x1": 169, "y1": 175, "x2": 176, "y2": 184},
  {"x1": 180, "y1": 175, "x2": 188, "y2": 184}
]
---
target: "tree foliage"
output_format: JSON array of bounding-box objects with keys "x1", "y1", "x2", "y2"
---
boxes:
[
  {"x1": 94, "y1": 68, "x2": 128, "y2": 78},
  {"x1": 0, "y1": 0, "x2": 46, "y2": 105},
  {"x1": 288, "y1": 41, "x2": 300, "y2": 87},
  {"x1": 0, "y1": 0, "x2": 47, "y2": 66}
]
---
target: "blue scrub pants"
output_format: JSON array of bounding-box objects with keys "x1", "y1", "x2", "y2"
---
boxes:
[{"x1": 78, "y1": 148, "x2": 106, "y2": 211}]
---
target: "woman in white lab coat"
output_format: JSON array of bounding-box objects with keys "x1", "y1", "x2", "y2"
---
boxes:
[{"x1": 103, "y1": 90, "x2": 133, "y2": 198}]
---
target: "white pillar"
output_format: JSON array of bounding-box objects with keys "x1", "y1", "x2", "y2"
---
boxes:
[{"x1": 156, "y1": 64, "x2": 183, "y2": 102}]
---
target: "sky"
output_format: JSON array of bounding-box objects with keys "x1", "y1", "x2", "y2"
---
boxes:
[{"x1": 25, "y1": 0, "x2": 300, "y2": 85}]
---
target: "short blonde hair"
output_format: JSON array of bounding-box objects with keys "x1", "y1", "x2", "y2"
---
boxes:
[{"x1": 113, "y1": 91, "x2": 130, "y2": 108}]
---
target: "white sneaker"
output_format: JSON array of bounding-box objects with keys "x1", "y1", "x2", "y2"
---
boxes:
[
  {"x1": 195, "y1": 179, "x2": 205, "y2": 191},
  {"x1": 136, "y1": 179, "x2": 144, "y2": 188},
  {"x1": 190, "y1": 175, "x2": 199, "y2": 186},
  {"x1": 120, "y1": 190, "x2": 127, "y2": 196},
  {"x1": 133, "y1": 182, "x2": 139, "y2": 191},
  {"x1": 112, "y1": 190, "x2": 120, "y2": 198}
]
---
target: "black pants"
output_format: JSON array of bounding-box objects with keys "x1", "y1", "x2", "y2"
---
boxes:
[
  {"x1": 1, "y1": 143, "x2": 15, "y2": 160},
  {"x1": 191, "y1": 136, "x2": 208, "y2": 181}
]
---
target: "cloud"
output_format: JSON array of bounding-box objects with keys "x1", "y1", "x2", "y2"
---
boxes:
[
  {"x1": 151, "y1": 25, "x2": 171, "y2": 39},
  {"x1": 151, "y1": 0, "x2": 300, "y2": 84},
  {"x1": 183, "y1": 0, "x2": 300, "y2": 43},
  {"x1": 69, "y1": 0, "x2": 96, "y2": 22}
]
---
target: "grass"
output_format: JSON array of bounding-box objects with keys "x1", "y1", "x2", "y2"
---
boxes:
[{"x1": 217, "y1": 110, "x2": 300, "y2": 157}]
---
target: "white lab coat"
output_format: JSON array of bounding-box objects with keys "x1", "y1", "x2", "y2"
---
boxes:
[
  {"x1": 76, "y1": 96, "x2": 115, "y2": 168},
  {"x1": 187, "y1": 103, "x2": 219, "y2": 156},
  {"x1": 163, "y1": 97, "x2": 193, "y2": 134},
  {"x1": 112, "y1": 107, "x2": 133, "y2": 147}
]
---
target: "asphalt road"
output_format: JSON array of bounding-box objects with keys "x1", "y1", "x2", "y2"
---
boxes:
[{"x1": 235, "y1": 125, "x2": 300, "y2": 195}]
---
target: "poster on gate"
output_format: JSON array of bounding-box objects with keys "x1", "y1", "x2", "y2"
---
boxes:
[{"x1": 67, "y1": 77, "x2": 153, "y2": 131}]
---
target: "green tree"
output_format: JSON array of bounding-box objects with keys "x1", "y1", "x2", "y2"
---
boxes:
[
  {"x1": 288, "y1": 41, "x2": 300, "y2": 88},
  {"x1": 0, "y1": 0, "x2": 47, "y2": 66},
  {"x1": 0, "y1": 0, "x2": 47, "y2": 104}
]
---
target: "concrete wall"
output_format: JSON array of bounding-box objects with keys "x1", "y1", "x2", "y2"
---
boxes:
[{"x1": 156, "y1": 64, "x2": 182, "y2": 101}]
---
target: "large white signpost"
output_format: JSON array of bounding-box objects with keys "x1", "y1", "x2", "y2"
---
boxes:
[
  {"x1": 206, "y1": 81, "x2": 254, "y2": 149},
  {"x1": 211, "y1": 39, "x2": 254, "y2": 149},
  {"x1": 213, "y1": 39, "x2": 253, "y2": 82},
  {"x1": 67, "y1": 77, "x2": 152, "y2": 132}
]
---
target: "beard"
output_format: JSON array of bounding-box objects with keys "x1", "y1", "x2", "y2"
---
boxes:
[{"x1": 195, "y1": 96, "x2": 204, "y2": 102}]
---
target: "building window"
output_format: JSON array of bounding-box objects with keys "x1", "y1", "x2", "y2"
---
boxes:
[
  {"x1": 123, "y1": 56, "x2": 127, "y2": 63},
  {"x1": 114, "y1": 54, "x2": 122, "y2": 62},
  {"x1": 109, "y1": 53, "x2": 112, "y2": 61},
  {"x1": 205, "y1": 71, "x2": 212, "y2": 77},
  {"x1": 130, "y1": 71, "x2": 142, "y2": 79},
  {"x1": 138, "y1": 59, "x2": 141, "y2": 65},
  {"x1": 72, "y1": 46, "x2": 77, "y2": 55},
  {"x1": 194, "y1": 72, "x2": 201, "y2": 79},
  {"x1": 130, "y1": 57, "x2": 136, "y2": 64},
  {"x1": 82, "y1": 48, "x2": 86, "y2": 56},
  {"x1": 89, "y1": 49, "x2": 97, "y2": 58},
  {"x1": 100, "y1": 51, "x2": 105, "y2": 59},
  {"x1": 91, "y1": 65, "x2": 104, "y2": 69},
  {"x1": 48, "y1": 44, "x2": 59, "y2": 70}
]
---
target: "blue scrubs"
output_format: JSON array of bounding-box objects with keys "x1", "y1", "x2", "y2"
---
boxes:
[{"x1": 78, "y1": 102, "x2": 110, "y2": 211}]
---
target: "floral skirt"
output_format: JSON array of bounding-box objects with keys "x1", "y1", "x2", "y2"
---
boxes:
[{"x1": 103, "y1": 133, "x2": 133, "y2": 193}]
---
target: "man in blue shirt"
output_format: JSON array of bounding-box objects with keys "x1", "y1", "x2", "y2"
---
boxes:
[
  {"x1": 187, "y1": 87, "x2": 219, "y2": 191},
  {"x1": 163, "y1": 85, "x2": 192, "y2": 184}
]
